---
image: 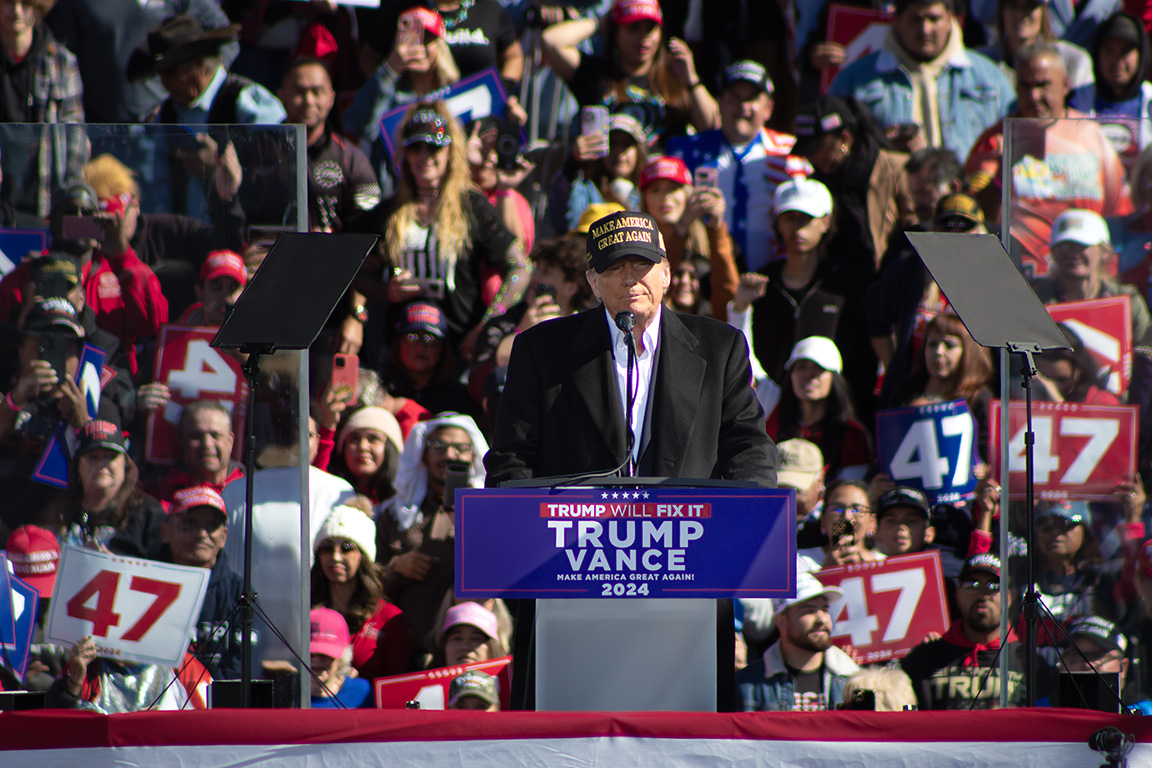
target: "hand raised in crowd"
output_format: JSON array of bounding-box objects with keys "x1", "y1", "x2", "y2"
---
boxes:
[
  {"x1": 683, "y1": 187, "x2": 726, "y2": 230},
  {"x1": 666, "y1": 37, "x2": 700, "y2": 87},
  {"x1": 137, "y1": 382, "x2": 171, "y2": 412},
  {"x1": 1113, "y1": 475, "x2": 1147, "y2": 524},
  {"x1": 572, "y1": 130, "x2": 609, "y2": 163},
  {"x1": 732, "y1": 273, "x2": 769, "y2": 312},
  {"x1": 387, "y1": 269, "x2": 424, "y2": 303},
  {"x1": 517, "y1": 290, "x2": 562, "y2": 333},
  {"x1": 505, "y1": 95, "x2": 528, "y2": 126},
  {"x1": 11, "y1": 360, "x2": 59, "y2": 407},
  {"x1": 55, "y1": 375, "x2": 91, "y2": 429},
  {"x1": 972, "y1": 469, "x2": 1000, "y2": 533},
  {"x1": 868, "y1": 471, "x2": 895, "y2": 500},
  {"x1": 339, "y1": 314, "x2": 363, "y2": 356},
  {"x1": 497, "y1": 156, "x2": 536, "y2": 190},
  {"x1": 392, "y1": 550, "x2": 437, "y2": 581},
  {"x1": 65, "y1": 636, "x2": 98, "y2": 693},
  {"x1": 387, "y1": 30, "x2": 427, "y2": 74},
  {"x1": 316, "y1": 377, "x2": 350, "y2": 430},
  {"x1": 215, "y1": 140, "x2": 242, "y2": 201},
  {"x1": 810, "y1": 42, "x2": 846, "y2": 70}
]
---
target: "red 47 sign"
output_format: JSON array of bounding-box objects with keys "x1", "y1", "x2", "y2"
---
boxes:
[
  {"x1": 374, "y1": 656, "x2": 512, "y2": 710},
  {"x1": 817, "y1": 552, "x2": 949, "y2": 664},
  {"x1": 1047, "y1": 296, "x2": 1132, "y2": 396},
  {"x1": 145, "y1": 325, "x2": 247, "y2": 465},
  {"x1": 45, "y1": 546, "x2": 211, "y2": 667},
  {"x1": 990, "y1": 401, "x2": 1137, "y2": 500}
]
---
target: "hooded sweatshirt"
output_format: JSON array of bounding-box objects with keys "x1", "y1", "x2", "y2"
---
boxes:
[
  {"x1": 1091, "y1": 12, "x2": 1152, "y2": 166},
  {"x1": 900, "y1": 618, "x2": 1025, "y2": 709}
]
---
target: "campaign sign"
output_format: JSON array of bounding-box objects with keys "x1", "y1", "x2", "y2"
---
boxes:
[
  {"x1": 31, "y1": 342, "x2": 107, "y2": 488},
  {"x1": 46, "y1": 546, "x2": 211, "y2": 667},
  {"x1": 821, "y1": 5, "x2": 894, "y2": 93},
  {"x1": 1, "y1": 574, "x2": 39, "y2": 681},
  {"x1": 818, "y1": 551, "x2": 950, "y2": 664},
  {"x1": 1047, "y1": 296, "x2": 1132, "y2": 396},
  {"x1": 875, "y1": 400, "x2": 980, "y2": 503},
  {"x1": 375, "y1": 656, "x2": 512, "y2": 710},
  {"x1": 145, "y1": 325, "x2": 247, "y2": 465},
  {"x1": 0, "y1": 228, "x2": 48, "y2": 275},
  {"x1": 0, "y1": 554, "x2": 14, "y2": 649},
  {"x1": 989, "y1": 401, "x2": 1137, "y2": 500},
  {"x1": 455, "y1": 488, "x2": 796, "y2": 600},
  {"x1": 379, "y1": 68, "x2": 508, "y2": 164}
]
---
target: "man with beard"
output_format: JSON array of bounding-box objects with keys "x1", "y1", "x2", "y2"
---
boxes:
[
  {"x1": 736, "y1": 572, "x2": 858, "y2": 711},
  {"x1": 901, "y1": 553, "x2": 1027, "y2": 708}
]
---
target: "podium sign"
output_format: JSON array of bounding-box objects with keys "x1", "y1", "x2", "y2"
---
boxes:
[{"x1": 455, "y1": 487, "x2": 795, "y2": 600}]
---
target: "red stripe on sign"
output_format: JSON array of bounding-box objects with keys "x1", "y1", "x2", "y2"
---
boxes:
[{"x1": 1, "y1": 709, "x2": 1148, "y2": 750}]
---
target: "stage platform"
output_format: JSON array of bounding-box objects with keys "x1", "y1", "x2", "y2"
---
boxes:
[{"x1": 2, "y1": 708, "x2": 1151, "y2": 766}]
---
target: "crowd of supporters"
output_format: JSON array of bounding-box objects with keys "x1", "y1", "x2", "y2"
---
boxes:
[{"x1": 4, "y1": 0, "x2": 1152, "y2": 714}]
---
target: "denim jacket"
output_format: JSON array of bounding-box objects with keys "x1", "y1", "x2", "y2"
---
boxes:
[
  {"x1": 828, "y1": 46, "x2": 1014, "y2": 162},
  {"x1": 735, "y1": 641, "x2": 859, "y2": 712}
]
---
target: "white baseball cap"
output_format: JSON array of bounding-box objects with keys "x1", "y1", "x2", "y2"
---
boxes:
[
  {"x1": 773, "y1": 178, "x2": 833, "y2": 219},
  {"x1": 1050, "y1": 209, "x2": 1109, "y2": 248},
  {"x1": 772, "y1": 572, "x2": 844, "y2": 616},
  {"x1": 785, "y1": 336, "x2": 842, "y2": 374}
]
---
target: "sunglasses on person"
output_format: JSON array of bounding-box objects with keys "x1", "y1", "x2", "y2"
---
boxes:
[
  {"x1": 939, "y1": 217, "x2": 977, "y2": 232},
  {"x1": 958, "y1": 579, "x2": 1000, "y2": 594},
  {"x1": 427, "y1": 439, "x2": 473, "y2": 456},
  {"x1": 173, "y1": 515, "x2": 225, "y2": 534},
  {"x1": 403, "y1": 331, "x2": 442, "y2": 346},
  {"x1": 1037, "y1": 516, "x2": 1082, "y2": 534},
  {"x1": 316, "y1": 540, "x2": 358, "y2": 556}
]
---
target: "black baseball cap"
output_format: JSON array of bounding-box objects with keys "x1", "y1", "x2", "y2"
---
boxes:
[
  {"x1": 721, "y1": 60, "x2": 773, "y2": 95},
  {"x1": 585, "y1": 211, "x2": 666, "y2": 273},
  {"x1": 875, "y1": 486, "x2": 931, "y2": 520},
  {"x1": 76, "y1": 419, "x2": 128, "y2": 457},
  {"x1": 793, "y1": 96, "x2": 854, "y2": 158},
  {"x1": 959, "y1": 553, "x2": 1001, "y2": 581}
]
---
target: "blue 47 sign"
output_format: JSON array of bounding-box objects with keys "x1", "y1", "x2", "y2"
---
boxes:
[{"x1": 875, "y1": 399, "x2": 980, "y2": 503}]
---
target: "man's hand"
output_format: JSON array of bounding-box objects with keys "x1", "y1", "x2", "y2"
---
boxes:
[
  {"x1": 55, "y1": 376, "x2": 90, "y2": 428},
  {"x1": 810, "y1": 42, "x2": 846, "y2": 70},
  {"x1": 517, "y1": 294, "x2": 562, "y2": 333},
  {"x1": 683, "y1": 187, "x2": 726, "y2": 229},
  {"x1": 215, "y1": 140, "x2": 242, "y2": 201},
  {"x1": 137, "y1": 382, "x2": 171, "y2": 412},
  {"x1": 316, "y1": 378, "x2": 350, "y2": 430},
  {"x1": 392, "y1": 551, "x2": 437, "y2": 580},
  {"x1": 732, "y1": 273, "x2": 768, "y2": 312},
  {"x1": 66, "y1": 636, "x2": 97, "y2": 692},
  {"x1": 505, "y1": 95, "x2": 528, "y2": 126},
  {"x1": 572, "y1": 131, "x2": 608, "y2": 162},
  {"x1": 1114, "y1": 475, "x2": 1147, "y2": 524},
  {"x1": 12, "y1": 360, "x2": 58, "y2": 405}
]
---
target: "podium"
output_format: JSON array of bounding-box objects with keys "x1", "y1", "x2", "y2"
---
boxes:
[{"x1": 455, "y1": 481, "x2": 795, "y2": 711}]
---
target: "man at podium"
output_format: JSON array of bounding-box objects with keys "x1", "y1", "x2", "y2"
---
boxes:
[
  {"x1": 485, "y1": 210, "x2": 777, "y2": 486},
  {"x1": 484, "y1": 210, "x2": 777, "y2": 711}
]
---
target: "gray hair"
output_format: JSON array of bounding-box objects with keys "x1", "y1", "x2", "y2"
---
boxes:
[{"x1": 1014, "y1": 41, "x2": 1065, "y2": 72}]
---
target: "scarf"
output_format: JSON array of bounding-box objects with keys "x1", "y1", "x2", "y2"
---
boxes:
[
  {"x1": 882, "y1": 19, "x2": 966, "y2": 148},
  {"x1": 941, "y1": 619, "x2": 1018, "y2": 668}
]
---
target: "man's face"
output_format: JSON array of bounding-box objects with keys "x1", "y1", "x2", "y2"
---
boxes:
[
  {"x1": 182, "y1": 409, "x2": 234, "y2": 479},
  {"x1": 1050, "y1": 241, "x2": 1107, "y2": 282},
  {"x1": 279, "y1": 63, "x2": 335, "y2": 131},
  {"x1": 195, "y1": 276, "x2": 243, "y2": 327},
  {"x1": 876, "y1": 506, "x2": 934, "y2": 555},
  {"x1": 161, "y1": 507, "x2": 227, "y2": 568},
  {"x1": 782, "y1": 596, "x2": 834, "y2": 653},
  {"x1": 159, "y1": 58, "x2": 215, "y2": 108},
  {"x1": 719, "y1": 81, "x2": 772, "y2": 144},
  {"x1": 1015, "y1": 54, "x2": 1069, "y2": 118},
  {"x1": 894, "y1": 2, "x2": 953, "y2": 62},
  {"x1": 1100, "y1": 37, "x2": 1141, "y2": 95},
  {"x1": 422, "y1": 426, "x2": 474, "y2": 487},
  {"x1": 907, "y1": 161, "x2": 953, "y2": 223},
  {"x1": 956, "y1": 571, "x2": 1001, "y2": 634},
  {"x1": 587, "y1": 256, "x2": 671, "y2": 328},
  {"x1": 1063, "y1": 636, "x2": 1127, "y2": 686}
]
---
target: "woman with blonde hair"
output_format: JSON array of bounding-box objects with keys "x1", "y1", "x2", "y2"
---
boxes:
[
  {"x1": 352, "y1": 101, "x2": 528, "y2": 361},
  {"x1": 344, "y1": 7, "x2": 460, "y2": 194}
]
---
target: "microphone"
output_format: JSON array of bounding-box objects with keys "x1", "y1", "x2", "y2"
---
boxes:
[{"x1": 614, "y1": 311, "x2": 637, "y2": 477}]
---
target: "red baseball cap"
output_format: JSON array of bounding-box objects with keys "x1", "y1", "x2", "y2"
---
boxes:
[
  {"x1": 640, "y1": 155, "x2": 691, "y2": 190},
  {"x1": 611, "y1": 0, "x2": 663, "y2": 26},
  {"x1": 401, "y1": 7, "x2": 446, "y2": 39},
  {"x1": 6, "y1": 525, "x2": 60, "y2": 596},
  {"x1": 200, "y1": 249, "x2": 248, "y2": 286},
  {"x1": 1139, "y1": 539, "x2": 1152, "y2": 579},
  {"x1": 310, "y1": 607, "x2": 350, "y2": 659},
  {"x1": 169, "y1": 485, "x2": 228, "y2": 520}
]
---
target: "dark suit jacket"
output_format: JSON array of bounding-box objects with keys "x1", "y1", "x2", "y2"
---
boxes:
[{"x1": 484, "y1": 306, "x2": 777, "y2": 487}]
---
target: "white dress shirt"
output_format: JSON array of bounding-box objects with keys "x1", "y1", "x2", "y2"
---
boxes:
[{"x1": 605, "y1": 306, "x2": 662, "y2": 465}]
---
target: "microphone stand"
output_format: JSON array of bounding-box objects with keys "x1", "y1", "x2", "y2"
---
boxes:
[{"x1": 615, "y1": 311, "x2": 637, "y2": 478}]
